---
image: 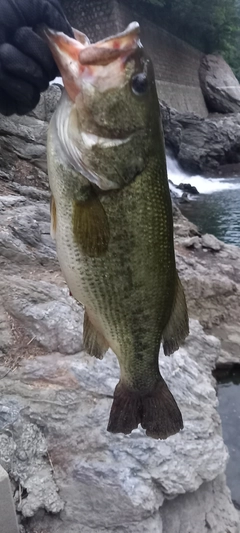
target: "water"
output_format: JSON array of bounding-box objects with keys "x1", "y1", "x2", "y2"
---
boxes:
[
  {"x1": 167, "y1": 155, "x2": 240, "y2": 507},
  {"x1": 167, "y1": 156, "x2": 240, "y2": 245}
]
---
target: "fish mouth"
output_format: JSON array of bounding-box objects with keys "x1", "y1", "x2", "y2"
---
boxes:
[
  {"x1": 42, "y1": 22, "x2": 141, "y2": 100},
  {"x1": 78, "y1": 22, "x2": 140, "y2": 66}
]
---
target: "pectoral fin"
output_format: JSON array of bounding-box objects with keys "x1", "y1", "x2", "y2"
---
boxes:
[
  {"x1": 50, "y1": 195, "x2": 57, "y2": 240},
  {"x1": 83, "y1": 312, "x2": 109, "y2": 359},
  {"x1": 162, "y1": 274, "x2": 189, "y2": 356},
  {"x1": 72, "y1": 194, "x2": 110, "y2": 257}
]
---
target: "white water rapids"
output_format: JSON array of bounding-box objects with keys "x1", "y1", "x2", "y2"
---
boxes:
[{"x1": 167, "y1": 155, "x2": 240, "y2": 195}]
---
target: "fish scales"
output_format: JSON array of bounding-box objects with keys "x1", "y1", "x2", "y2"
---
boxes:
[
  {"x1": 45, "y1": 21, "x2": 189, "y2": 439},
  {"x1": 50, "y1": 149, "x2": 174, "y2": 384}
]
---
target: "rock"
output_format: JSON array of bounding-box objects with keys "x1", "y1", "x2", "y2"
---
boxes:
[
  {"x1": 169, "y1": 181, "x2": 192, "y2": 203},
  {"x1": 0, "y1": 195, "x2": 26, "y2": 208},
  {"x1": 29, "y1": 85, "x2": 62, "y2": 122},
  {"x1": 0, "y1": 465, "x2": 19, "y2": 533},
  {"x1": 0, "y1": 277, "x2": 84, "y2": 355},
  {"x1": 178, "y1": 183, "x2": 199, "y2": 195},
  {"x1": 9, "y1": 183, "x2": 50, "y2": 201},
  {"x1": 161, "y1": 474, "x2": 238, "y2": 533},
  {"x1": 178, "y1": 192, "x2": 191, "y2": 203},
  {"x1": 0, "y1": 423, "x2": 63, "y2": 518},
  {"x1": 0, "y1": 309, "x2": 12, "y2": 352},
  {"x1": 0, "y1": 87, "x2": 59, "y2": 187},
  {"x1": 217, "y1": 348, "x2": 240, "y2": 367},
  {"x1": 182, "y1": 236, "x2": 202, "y2": 249},
  {"x1": 182, "y1": 233, "x2": 222, "y2": 252},
  {"x1": 0, "y1": 320, "x2": 238, "y2": 533},
  {"x1": 169, "y1": 179, "x2": 182, "y2": 199},
  {"x1": 0, "y1": 202, "x2": 57, "y2": 267},
  {"x1": 202, "y1": 233, "x2": 222, "y2": 252},
  {"x1": 199, "y1": 54, "x2": 240, "y2": 114},
  {"x1": 161, "y1": 101, "x2": 240, "y2": 172},
  {"x1": 173, "y1": 207, "x2": 240, "y2": 365},
  {"x1": 172, "y1": 204, "x2": 200, "y2": 239}
]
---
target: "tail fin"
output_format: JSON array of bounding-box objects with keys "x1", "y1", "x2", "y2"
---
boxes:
[{"x1": 107, "y1": 379, "x2": 183, "y2": 439}]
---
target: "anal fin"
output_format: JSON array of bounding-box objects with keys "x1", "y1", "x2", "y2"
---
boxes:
[
  {"x1": 163, "y1": 274, "x2": 189, "y2": 356},
  {"x1": 72, "y1": 194, "x2": 110, "y2": 257},
  {"x1": 83, "y1": 312, "x2": 109, "y2": 359}
]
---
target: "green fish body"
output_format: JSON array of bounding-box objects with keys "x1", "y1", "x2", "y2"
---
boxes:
[{"x1": 46, "y1": 22, "x2": 189, "y2": 439}]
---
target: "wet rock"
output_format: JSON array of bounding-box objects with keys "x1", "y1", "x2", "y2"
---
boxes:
[
  {"x1": 199, "y1": 54, "x2": 240, "y2": 114},
  {"x1": 169, "y1": 179, "x2": 182, "y2": 199},
  {"x1": 178, "y1": 192, "x2": 191, "y2": 203},
  {"x1": 178, "y1": 183, "x2": 199, "y2": 195}
]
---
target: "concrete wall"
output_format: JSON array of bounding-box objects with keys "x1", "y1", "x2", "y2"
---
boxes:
[
  {"x1": 61, "y1": 0, "x2": 208, "y2": 117},
  {"x1": 62, "y1": 0, "x2": 119, "y2": 42}
]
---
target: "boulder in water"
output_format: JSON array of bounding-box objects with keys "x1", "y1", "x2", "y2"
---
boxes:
[
  {"x1": 178, "y1": 192, "x2": 191, "y2": 203},
  {"x1": 178, "y1": 183, "x2": 199, "y2": 195}
]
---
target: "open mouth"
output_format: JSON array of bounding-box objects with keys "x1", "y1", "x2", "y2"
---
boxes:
[{"x1": 42, "y1": 22, "x2": 141, "y2": 101}]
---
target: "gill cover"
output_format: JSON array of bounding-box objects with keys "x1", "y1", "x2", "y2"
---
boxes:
[{"x1": 44, "y1": 22, "x2": 142, "y2": 190}]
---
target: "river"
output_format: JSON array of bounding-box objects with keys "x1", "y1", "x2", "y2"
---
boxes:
[
  {"x1": 167, "y1": 156, "x2": 240, "y2": 246},
  {"x1": 167, "y1": 155, "x2": 240, "y2": 508}
]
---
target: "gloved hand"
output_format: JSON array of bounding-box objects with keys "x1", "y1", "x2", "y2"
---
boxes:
[{"x1": 0, "y1": 0, "x2": 73, "y2": 116}]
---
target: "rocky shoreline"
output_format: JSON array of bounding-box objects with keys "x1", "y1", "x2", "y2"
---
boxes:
[
  {"x1": 0, "y1": 87, "x2": 239, "y2": 533},
  {"x1": 161, "y1": 102, "x2": 240, "y2": 175},
  {"x1": 161, "y1": 53, "x2": 240, "y2": 176},
  {"x1": 173, "y1": 205, "x2": 240, "y2": 368}
]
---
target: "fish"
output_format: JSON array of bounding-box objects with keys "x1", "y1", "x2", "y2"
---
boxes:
[{"x1": 44, "y1": 21, "x2": 189, "y2": 439}]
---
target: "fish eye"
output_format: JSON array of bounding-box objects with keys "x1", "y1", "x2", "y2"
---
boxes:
[{"x1": 131, "y1": 73, "x2": 148, "y2": 95}]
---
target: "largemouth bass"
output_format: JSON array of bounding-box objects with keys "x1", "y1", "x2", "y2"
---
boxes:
[{"x1": 44, "y1": 22, "x2": 189, "y2": 439}]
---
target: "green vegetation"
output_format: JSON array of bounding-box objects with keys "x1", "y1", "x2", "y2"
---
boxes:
[{"x1": 142, "y1": 0, "x2": 240, "y2": 78}]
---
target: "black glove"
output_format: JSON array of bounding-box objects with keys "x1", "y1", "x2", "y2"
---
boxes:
[{"x1": 0, "y1": 0, "x2": 73, "y2": 116}]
